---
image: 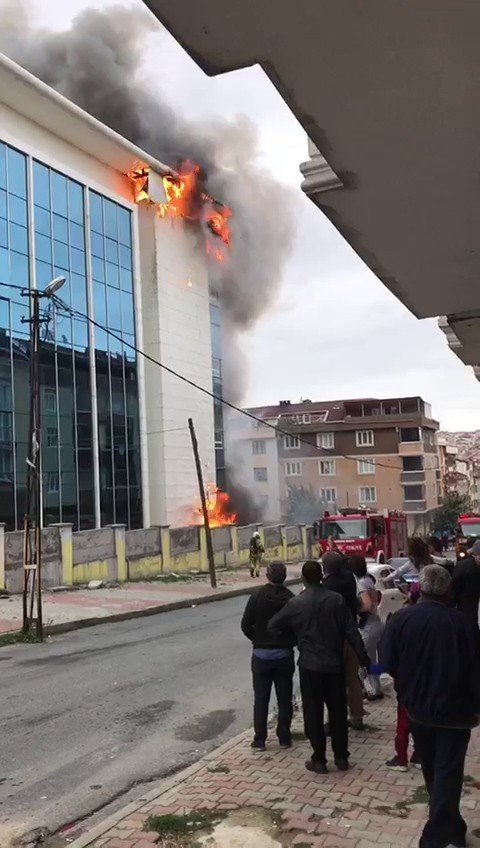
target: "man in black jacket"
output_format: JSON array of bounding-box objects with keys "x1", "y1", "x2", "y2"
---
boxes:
[
  {"x1": 268, "y1": 560, "x2": 369, "y2": 773},
  {"x1": 380, "y1": 565, "x2": 480, "y2": 848},
  {"x1": 322, "y1": 551, "x2": 365, "y2": 730},
  {"x1": 241, "y1": 561, "x2": 295, "y2": 751},
  {"x1": 451, "y1": 539, "x2": 480, "y2": 629}
]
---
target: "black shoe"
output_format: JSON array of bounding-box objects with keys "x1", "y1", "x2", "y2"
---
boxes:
[
  {"x1": 279, "y1": 740, "x2": 292, "y2": 749},
  {"x1": 335, "y1": 758, "x2": 350, "y2": 771},
  {"x1": 305, "y1": 759, "x2": 328, "y2": 774},
  {"x1": 348, "y1": 719, "x2": 365, "y2": 731},
  {"x1": 251, "y1": 740, "x2": 266, "y2": 752}
]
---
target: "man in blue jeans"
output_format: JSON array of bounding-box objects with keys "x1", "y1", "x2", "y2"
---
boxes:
[
  {"x1": 241, "y1": 561, "x2": 295, "y2": 751},
  {"x1": 380, "y1": 565, "x2": 480, "y2": 848}
]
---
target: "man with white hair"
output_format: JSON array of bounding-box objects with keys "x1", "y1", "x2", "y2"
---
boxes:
[{"x1": 380, "y1": 565, "x2": 480, "y2": 848}]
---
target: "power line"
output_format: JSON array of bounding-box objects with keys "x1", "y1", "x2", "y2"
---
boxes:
[
  {"x1": 0, "y1": 280, "x2": 405, "y2": 473},
  {"x1": 47, "y1": 294, "x2": 404, "y2": 473}
]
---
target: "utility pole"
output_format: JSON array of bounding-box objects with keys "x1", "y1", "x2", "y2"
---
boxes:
[
  {"x1": 188, "y1": 417, "x2": 217, "y2": 588},
  {"x1": 22, "y1": 277, "x2": 65, "y2": 639}
]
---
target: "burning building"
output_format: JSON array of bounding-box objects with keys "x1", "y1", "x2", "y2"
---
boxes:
[
  {"x1": 0, "y1": 51, "x2": 229, "y2": 530},
  {"x1": 0, "y1": 5, "x2": 295, "y2": 531}
]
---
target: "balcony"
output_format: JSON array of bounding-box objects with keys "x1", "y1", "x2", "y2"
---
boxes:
[
  {"x1": 403, "y1": 500, "x2": 427, "y2": 512},
  {"x1": 401, "y1": 472, "x2": 425, "y2": 484}
]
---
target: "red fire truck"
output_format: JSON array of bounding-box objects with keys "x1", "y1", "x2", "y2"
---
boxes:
[
  {"x1": 455, "y1": 514, "x2": 480, "y2": 557},
  {"x1": 316, "y1": 509, "x2": 408, "y2": 562}
]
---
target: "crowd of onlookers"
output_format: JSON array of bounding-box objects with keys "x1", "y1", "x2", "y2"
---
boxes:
[{"x1": 241, "y1": 535, "x2": 480, "y2": 848}]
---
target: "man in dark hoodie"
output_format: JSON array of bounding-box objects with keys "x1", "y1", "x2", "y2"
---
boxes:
[
  {"x1": 268, "y1": 560, "x2": 369, "y2": 773},
  {"x1": 241, "y1": 561, "x2": 295, "y2": 751},
  {"x1": 322, "y1": 551, "x2": 365, "y2": 729}
]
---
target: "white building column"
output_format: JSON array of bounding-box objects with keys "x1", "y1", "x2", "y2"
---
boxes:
[{"x1": 137, "y1": 205, "x2": 215, "y2": 526}]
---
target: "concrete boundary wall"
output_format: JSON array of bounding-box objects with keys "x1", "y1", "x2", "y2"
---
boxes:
[{"x1": 2, "y1": 521, "x2": 314, "y2": 592}]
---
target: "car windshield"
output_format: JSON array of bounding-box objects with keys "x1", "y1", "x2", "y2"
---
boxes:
[
  {"x1": 460, "y1": 522, "x2": 480, "y2": 536},
  {"x1": 321, "y1": 519, "x2": 367, "y2": 539}
]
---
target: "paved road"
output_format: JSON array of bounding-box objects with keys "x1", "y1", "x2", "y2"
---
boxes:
[{"x1": 0, "y1": 597, "x2": 256, "y2": 844}]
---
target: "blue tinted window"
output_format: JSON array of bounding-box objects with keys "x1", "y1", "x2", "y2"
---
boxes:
[
  {"x1": 71, "y1": 248, "x2": 85, "y2": 274},
  {"x1": 93, "y1": 281, "x2": 107, "y2": 325},
  {"x1": 73, "y1": 318, "x2": 88, "y2": 350},
  {"x1": 68, "y1": 181, "x2": 83, "y2": 224},
  {"x1": 0, "y1": 247, "x2": 9, "y2": 282},
  {"x1": 120, "y1": 291, "x2": 134, "y2": 335},
  {"x1": 105, "y1": 238, "x2": 118, "y2": 264},
  {"x1": 71, "y1": 274, "x2": 87, "y2": 314},
  {"x1": 104, "y1": 199, "x2": 117, "y2": 239},
  {"x1": 117, "y1": 206, "x2": 131, "y2": 246},
  {"x1": 51, "y1": 172, "x2": 68, "y2": 216},
  {"x1": 53, "y1": 214, "x2": 68, "y2": 243},
  {"x1": 36, "y1": 260, "x2": 53, "y2": 287},
  {"x1": 119, "y1": 245, "x2": 132, "y2": 269},
  {"x1": 33, "y1": 162, "x2": 50, "y2": 208},
  {"x1": 10, "y1": 224, "x2": 28, "y2": 254},
  {"x1": 0, "y1": 145, "x2": 6, "y2": 190},
  {"x1": 53, "y1": 240, "x2": 69, "y2": 270},
  {"x1": 90, "y1": 231, "x2": 104, "y2": 259},
  {"x1": 7, "y1": 148, "x2": 26, "y2": 198},
  {"x1": 106, "y1": 262, "x2": 119, "y2": 287},
  {"x1": 90, "y1": 193, "x2": 103, "y2": 233},
  {"x1": 0, "y1": 190, "x2": 6, "y2": 219},
  {"x1": 35, "y1": 233, "x2": 52, "y2": 263},
  {"x1": 9, "y1": 195, "x2": 27, "y2": 227},
  {"x1": 119, "y1": 267, "x2": 133, "y2": 292},
  {"x1": 69, "y1": 222, "x2": 84, "y2": 250},
  {"x1": 0, "y1": 220, "x2": 6, "y2": 249},
  {"x1": 92, "y1": 256, "x2": 105, "y2": 283},
  {"x1": 34, "y1": 205, "x2": 51, "y2": 237},
  {"x1": 10, "y1": 252, "x2": 28, "y2": 286},
  {"x1": 107, "y1": 286, "x2": 122, "y2": 331}
]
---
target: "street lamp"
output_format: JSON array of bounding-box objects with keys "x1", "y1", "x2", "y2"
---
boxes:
[{"x1": 22, "y1": 277, "x2": 66, "y2": 639}]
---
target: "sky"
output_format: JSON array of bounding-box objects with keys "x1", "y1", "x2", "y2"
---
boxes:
[{"x1": 25, "y1": 0, "x2": 480, "y2": 431}]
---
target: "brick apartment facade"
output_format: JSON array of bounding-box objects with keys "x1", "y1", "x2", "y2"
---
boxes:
[{"x1": 238, "y1": 396, "x2": 440, "y2": 534}]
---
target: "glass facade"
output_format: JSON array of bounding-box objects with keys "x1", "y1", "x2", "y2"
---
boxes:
[
  {"x1": 0, "y1": 137, "x2": 142, "y2": 530},
  {"x1": 210, "y1": 298, "x2": 226, "y2": 490},
  {"x1": 90, "y1": 192, "x2": 142, "y2": 528}
]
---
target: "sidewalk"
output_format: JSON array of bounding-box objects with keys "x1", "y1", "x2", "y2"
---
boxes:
[
  {"x1": 0, "y1": 564, "x2": 303, "y2": 635},
  {"x1": 69, "y1": 691, "x2": 480, "y2": 848}
]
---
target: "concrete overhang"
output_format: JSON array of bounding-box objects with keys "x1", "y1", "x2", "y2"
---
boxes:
[
  {"x1": 145, "y1": 0, "x2": 480, "y2": 368},
  {"x1": 0, "y1": 52, "x2": 174, "y2": 179}
]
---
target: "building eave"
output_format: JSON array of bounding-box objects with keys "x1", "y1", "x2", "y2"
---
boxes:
[{"x1": 0, "y1": 52, "x2": 175, "y2": 180}]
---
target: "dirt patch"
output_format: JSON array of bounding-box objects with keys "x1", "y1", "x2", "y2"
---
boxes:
[
  {"x1": 196, "y1": 809, "x2": 282, "y2": 848},
  {"x1": 174, "y1": 710, "x2": 235, "y2": 743}
]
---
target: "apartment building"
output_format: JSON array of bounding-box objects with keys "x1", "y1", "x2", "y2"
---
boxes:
[
  {"x1": 236, "y1": 396, "x2": 440, "y2": 533},
  {"x1": 226, "y1": 409, "x2": 281, "y2": 523}
]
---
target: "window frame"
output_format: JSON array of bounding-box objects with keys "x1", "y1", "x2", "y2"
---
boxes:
[
  {"x1": 355, "y1": 430, "x2": 374, "y2": 447},
  {"x1": 284, "y1": 434, "x2": 300, "y2": 450},
  {"x1": 252, "y1": 439, "x2": 266, "y2": 455},
  {"x1": 285, "y1": 460, "x2": 302, "y2": 477},
  {"x1": 320, "y1": 487, "x2": 337, "y2": 504},
  {"x1": 359, "y1": 486, "x2": 377, "y2": 504},
  {"x1": 253, "y1": 466, "x2": 268, "y2": 482},
  {"x1": 357, "y1": 457, "x2": 376, "y2": 475},
  {"x1": 319, "y1": 459, "x2": 336, "y2": 476},
  {"x1": 317, "y1": 431, "x2": 334, "y2": 449}
]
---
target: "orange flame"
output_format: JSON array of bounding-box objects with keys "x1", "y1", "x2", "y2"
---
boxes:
[
  {"x1": 126, "y1": 163, "x2": 231, "y2": 263},
  {"x1": 194, "y1": 484, "x2": 237, "y2": 528}
]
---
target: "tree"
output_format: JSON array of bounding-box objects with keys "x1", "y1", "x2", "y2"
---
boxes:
[
  {"x1": 284, "y1": 484, "x2": 326, "y2": 525},
  {"x1": 433, "y1": 492, "x2": 472, "y2": 531}
]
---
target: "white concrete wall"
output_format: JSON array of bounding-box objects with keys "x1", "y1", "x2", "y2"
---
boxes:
[{"x1": 138, "y1": 206, "x2": 215, "y2": 526}]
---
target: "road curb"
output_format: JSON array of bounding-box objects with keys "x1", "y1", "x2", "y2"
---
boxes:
[
  {"x1": 2, "y1": 576, "x2": 302, "y2": 640},
  {"x1": 66, "y1": 728, "x2": 252, "y2": 848}
]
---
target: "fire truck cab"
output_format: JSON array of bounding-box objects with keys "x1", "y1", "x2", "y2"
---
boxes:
[
  {"x1": 455, "y1": 514, "x2": 480, "y2": 557},
  {"x1": 316, "y1": 509, "x2": 408, "y2": 563}
]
